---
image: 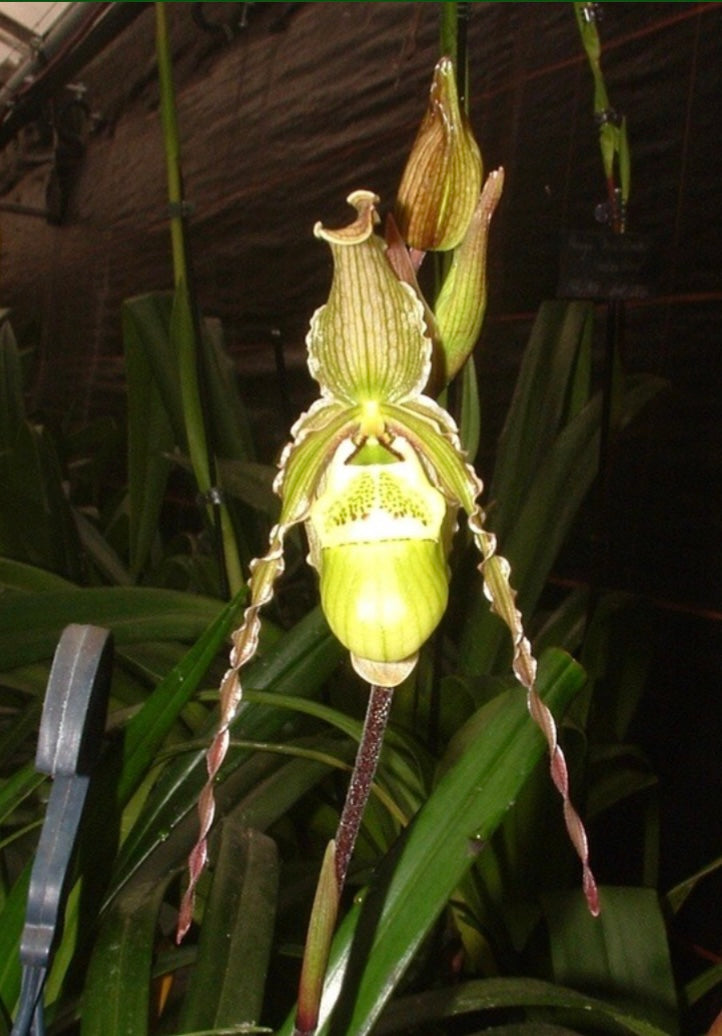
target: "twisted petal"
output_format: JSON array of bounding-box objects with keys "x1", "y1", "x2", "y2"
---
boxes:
[
  {"x1": 377, "y1": 398, "x2": 599, "y2": 914},
  {"x1": 178, "y1": 522, "x2": 289, "y2": 941},
  {"x1": 309, "y1": 191, "x2": 432, "y2": 406},
  {"x1": 178, "y1": 404, "x2": 361, "y2": 941},
  {"x1": 469, "y1": 514, "x2": 600, "y2": 917},
  {"x1": 276, "y1": 399, "x2": 362, "y2": 524},
  {"x1": 382, "y1": 397, "x2": 482, "y2": 512}
]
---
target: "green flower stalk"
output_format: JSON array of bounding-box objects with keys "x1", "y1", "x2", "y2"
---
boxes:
[{"x1": 574, "y1": 2, "x2": 631, "y2": 232}]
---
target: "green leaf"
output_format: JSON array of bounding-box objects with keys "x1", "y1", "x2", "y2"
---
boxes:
[
  {"x1": 374, "y1": 976, "x2": 674, "y2": 1036},
  {"x1": 172, "y1": 278, "x2": 211, "y2": 497},
  {"x1": 170, "y1": 280, "x2": 244, "y2": 596},
  {"x1": 0, "y1": 585, "x2": 227, "y2": 669},
  {"x1": 534, "y1": 586, "x2": 590, "y2": 657},
  {"x1": 122, "y1": 294, "x2": 185, "y2": 445},
  {"x1": 463, "y1": 1027, "x2": 581, "y2": 1036},
  {"x1": 80, "y1": 877, "x2": 169, "y2": 1036},
  {"x1": 123, "y1": 295, "x2": 176, "y2": 580},
  {"x1": 0, "y1": 761, "x2": 45, "y2": 827},
  {"x1": 115, "y1": 584, "x2": 247, "y2": 806},
  {"x1": 0, "y1": 693, "x2": 42, "y2": 772},
  {"x1": 543, "y1": 887, "x2": 679, "y2": 1034},
  {"x1": 201, "y1": 317, "x2": 256, "y2": 465},
  {"x1": 461, "y1": 391, "x2": 602, "y2": 675},
  {"x1": 277, "y1": 649, "x2": 587, "y2": 1036},
  {"x1": 460, "y1": 372, "x2": 664, "y2": 676},
  {"x1": 685, "y1": 959, "x2": 722, "y2": 1009},
  {"x1": 0, "y1": 557, "x2": 75, "y2": 592},
  {"x1": 72, "y1": 507, "x2": 132, "y2": 586},
  {"x1": 180, "y1": 827, "x2": 278, "y2": 1031},
  {"x1": 107, "y1": 607, "x2": 343, "y2": 902},
  {"x1": 109, "y1": 737, "x2": 354, "y2": 950},
  {"x1": 459, "y1": 353, "x2": 481, "y2": 462},
  {"x1": 215, "y1": 459, "x2": 279, "y2": 522},
  {"x1": 620, "y1": 116, "x2": 631, "y2": 204},
  {"x1": 0, "y1": 316, "x2": 25, "y2": 445},
  {"x1": 665, "y1": 854, "x2": 722, "y2": 916},
  {"x1": 489, "y1": 301, "x2": 594, "y2": 542},
  {"x1": 0, "y1": 591, "x2": 246, "y2": 1018},
  {"x1": 243, "y1": 689, "x2": 427, "y2": 821},
  {"x1": 585, "y1": 744, "x2": 657, "y2": 820},
  {"x1": 0, "y1": 420, "x2": 82, "y2": 580},
  {"x1": 0, "y1": 865, "x2": 30, "y2": 1014},
  {"x1": 579, "y1": 593, "x2": 653, "y2": 743}
]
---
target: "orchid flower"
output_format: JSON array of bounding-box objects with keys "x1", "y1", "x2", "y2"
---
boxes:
[{"x1": 177, "y1": 61, "x2": 598, "y2": 1021}]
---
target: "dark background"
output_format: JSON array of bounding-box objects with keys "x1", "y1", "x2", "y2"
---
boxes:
[{"x1": 0, "y1": 0, "x2": 720, "y2": 976}]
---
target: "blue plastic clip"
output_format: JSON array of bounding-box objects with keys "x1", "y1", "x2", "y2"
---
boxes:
[{"x1": 11, "y1": 625, "x2": 113, "y2": 1036}]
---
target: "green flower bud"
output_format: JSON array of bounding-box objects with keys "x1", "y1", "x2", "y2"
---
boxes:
[
  {"x1": 307, "y1": 437, "x2": 449, "y2": 686},
  {"x1": 433, "y1": 168, "x2": 504, "y2": 385},
  {"x1": 395, "y1": 56, "x2": 482, "y2": 252}
]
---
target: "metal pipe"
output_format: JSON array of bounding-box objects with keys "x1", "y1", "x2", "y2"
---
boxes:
[
  {"x1": 0, "y1": 4, "x2": 105, "y2": 110},
  {"x1": 0, "y1": 3, "x2": 149, "y2": 149}
]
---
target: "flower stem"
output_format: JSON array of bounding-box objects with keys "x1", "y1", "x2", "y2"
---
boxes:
[
  {"x1": 293, "y1": 683, "x2": 393, "y2": 1036},
  {"x1": 335, "y1": 683, "x2": 394, "y2": 889},
  {"x1": 154, "y1": 2, "x2": 243, "y2": 599}
]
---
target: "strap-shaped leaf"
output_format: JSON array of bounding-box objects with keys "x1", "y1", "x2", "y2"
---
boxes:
[
  {"x1": 180, "y1": 826, "x2": 279, "y2": 1031},
  {"x1": 0, "y1": 587, "x2": 233, "y2": 670},
  {"x1": 375, "y1": 975, "x2": 673, "y2": 1036},
  {"x1": 80, "y1": 878, "x2": 168, "y2": 1036},
  {"x1": 113, "y1": 607, "x2": 342, "y2": 907},
  {"x1": 123, "y1": 295, "x2": 176, "y2": 579},
  {"x1": 544, "y1": 887, "x2": 678, "y2": 1033}
]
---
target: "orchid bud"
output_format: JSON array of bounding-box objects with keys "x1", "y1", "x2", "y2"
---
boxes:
[
  {"x1": 433, "y1": 168, "x2": 504, "y2": 384},
  {"x1": 395, "y1": 56, "x2": 482, "y2": 252}
]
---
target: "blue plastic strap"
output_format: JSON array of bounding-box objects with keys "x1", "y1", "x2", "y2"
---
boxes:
[
  {"x1": 11, "y1": 625, "x2": 113, "y2": 1036},
  {"x1": 35, "y1": 624, "x2": 112, "y2": 777}
]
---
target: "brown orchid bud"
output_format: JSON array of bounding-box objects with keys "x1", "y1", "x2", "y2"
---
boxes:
[{"x1": 395, "y1": 56, "x2": 482, "y2": 252}]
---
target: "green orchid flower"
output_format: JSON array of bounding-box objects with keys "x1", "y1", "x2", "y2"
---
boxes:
[
  {"x1": 172, "y1": 82, "x2": 601, "y2": 1036},
  {"x1": 175, "y1": 57, "x2": 598, "y2": 1036},
  {"x1": 178, "y1": 186, "x2": 598, "y2": 944}
]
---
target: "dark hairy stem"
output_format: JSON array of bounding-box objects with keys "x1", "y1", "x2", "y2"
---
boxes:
[
  {"x1": 334, "y1": 683, "x2": 394, "y2": 890},
  {"x1": 293, "y1": 683, "x2": 394, "y2": 1036}
]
